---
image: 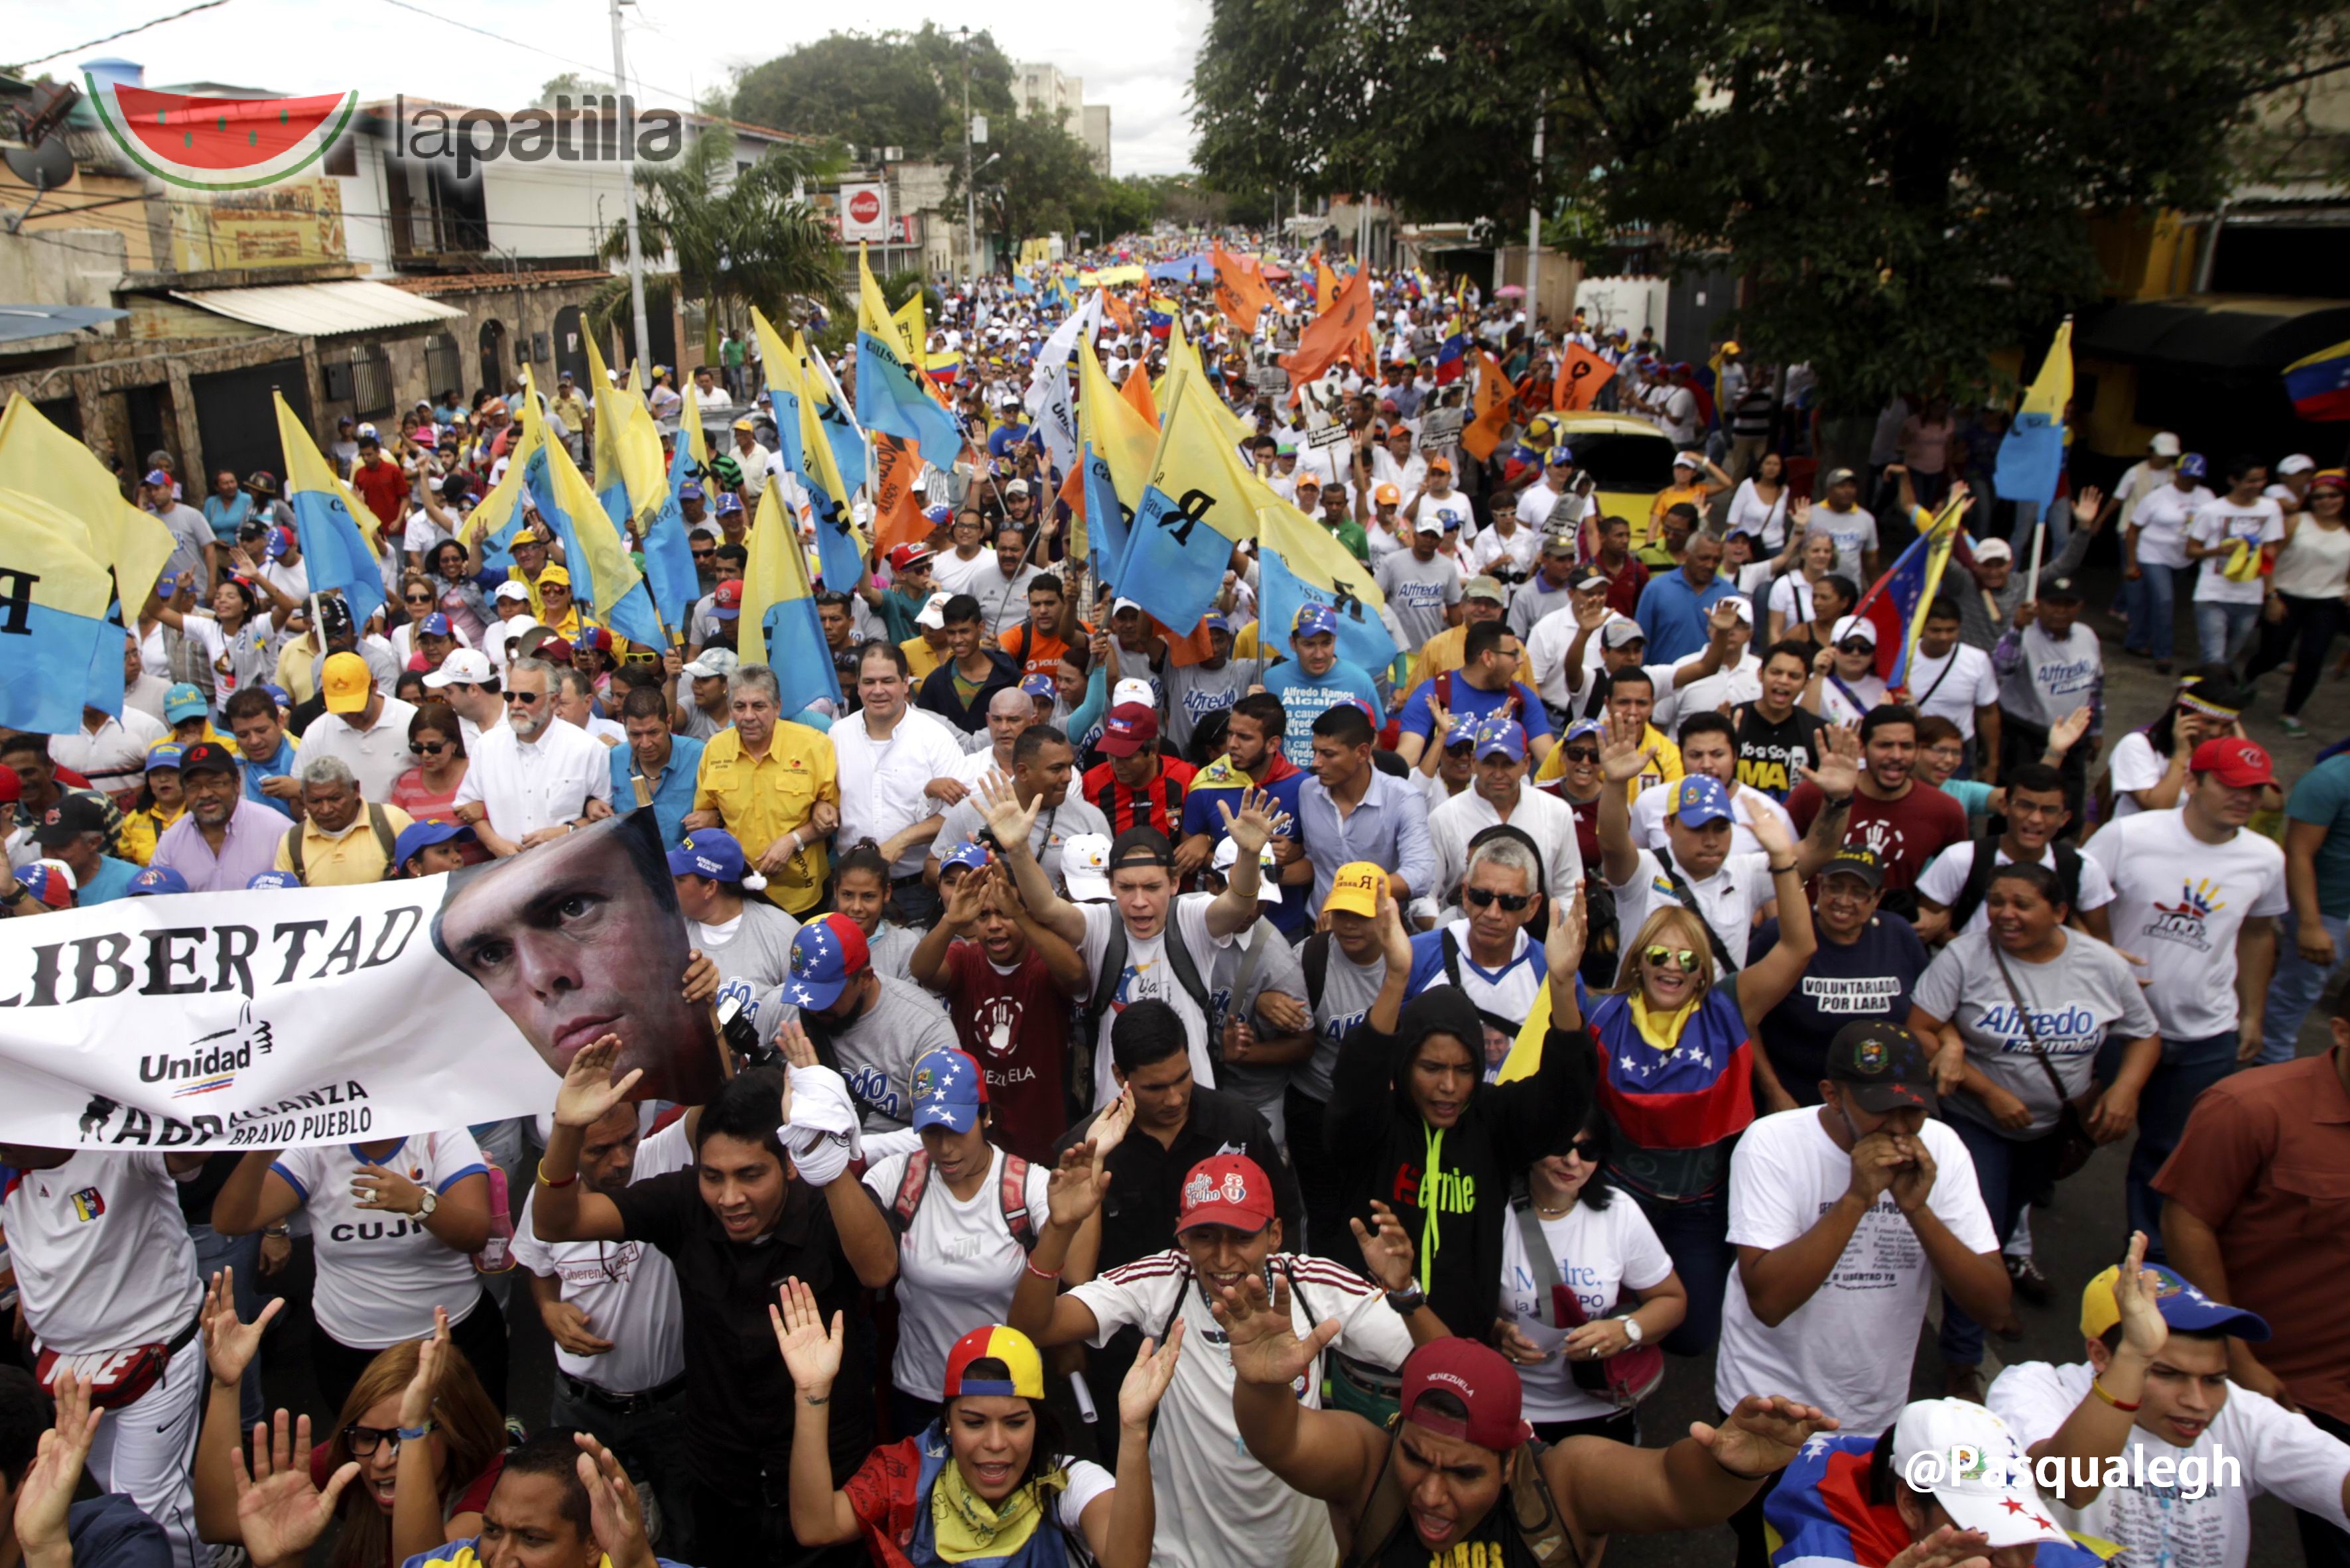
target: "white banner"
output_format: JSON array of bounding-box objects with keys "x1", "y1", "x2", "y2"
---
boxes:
[
  {"x1": 1417, "y1": 407, "x2": 1465, "y2": 452},
  {"x1": 0, "y1": 813, "x2": 714, "y2": 1151},
  {"x1": 1024, "y1": 290, "x2": 1102, "y2": 478}
]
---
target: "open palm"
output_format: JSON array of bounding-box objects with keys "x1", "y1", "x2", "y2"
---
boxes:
[
  {"x1": 234, "y1": 1414, "x2": 355, "y2": 1568},
  {"x1": 1211, "y1": 1272, "x2": 1338, "y2": 1389}
]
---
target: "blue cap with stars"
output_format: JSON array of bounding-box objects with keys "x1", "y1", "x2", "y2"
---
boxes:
[
  {"x1": 786, "y1": 913, "x2": 869, "y2": 1012},
  {"x1": 909, "y1": 1047, "x2": 988, "y2": 1134}
]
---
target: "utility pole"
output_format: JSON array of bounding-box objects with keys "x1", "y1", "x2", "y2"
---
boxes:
[
  {"x1": 960, "y1": 28, "x2": 980, "y2": 283},
  {"x1": 1526, "y1": 113, "x2": 1544, "y2": 329},
  {"x1": 610, "y1": 0, "x2": 651, "y2": 370}
]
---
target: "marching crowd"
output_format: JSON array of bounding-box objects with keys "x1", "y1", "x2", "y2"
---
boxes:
[{"x1": 1, "y1": 243, "x2": 2349, "y2": 1568}]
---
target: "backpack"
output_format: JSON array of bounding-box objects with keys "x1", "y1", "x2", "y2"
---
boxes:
[
  {"x1": 283, "y1": 803, "x2": 399, "y2": 881},
  {"x1": 1083, "y1": 911, "x2": 1216, "y2": 1069},
  {"x1": 1302, "y1": 931, "x2": 1333, "y2": 1012},
  {"x1": 1943, "y1": 835, "x2": 2082, "y2": 937},
  {"x1": 888, "y1": 1149, "x2": 1037, "y2": 1253}
]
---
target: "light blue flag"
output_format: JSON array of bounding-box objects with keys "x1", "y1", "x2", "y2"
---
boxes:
[
  {"x1": 1122, "y1": 484, "x2": 1237, "y2": 631},
  {"x1": 528, "y1": 447, "x2": 666, "y2": 649},
  {"x1": 767, "y1": 377, "x2": 863, "y2": 592},
  {"x1": 639, "y1": 441, "x2": 703, "y2": 629},
  {"x1": 761, "y1": 596, "x2": 844, "y2": 722},
  {"x1": 83, "y1": 608, "x2": 127, "y2": 718},
  {"x1": 1992, "y1": 415, "x2": 2065, "y2": 507},
  {"x1": 6, "y1": 606, "x2": 109, "y2": 734},
  {"x1": 1258, "y1": 537, "x2": 1398, "y2": 678},
  {"x1": 288, "y1": 488, "x2": 385, "y2": 629},
  {"x1": 1082, "y1": 441, "x2": 1132, "y2": 586},
  {"x1": 855, "y1": 330, "x2": 962, "y2": 471}
]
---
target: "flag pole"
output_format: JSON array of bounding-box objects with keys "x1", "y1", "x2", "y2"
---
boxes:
[{"x1": 2026, "y1": 519, "x2": 2046, "y2": 605}]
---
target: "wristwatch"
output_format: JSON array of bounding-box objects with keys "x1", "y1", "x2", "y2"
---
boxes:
[
  {"x1": 1384, "y1": 1284, "x2": 1427, "y2": 1315},
  {"x1": 1616, "y1": 1315, "x2": 1644, "y2": 1345},
  {"x1": 415, "y1": 1187, "x2": 438, "y2": 1218}
]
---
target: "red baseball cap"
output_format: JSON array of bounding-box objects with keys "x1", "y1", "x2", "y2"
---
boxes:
[
  {"x1": 1097, "y1": 702, "x2": 1159, "y2": 758},
  {"x1": 1176, "y1": 1154, "x2": 1277, "y2": 1234},
  {"x1": 2189, "y1": 736, "x2": 2275, "y2": 789},
  {"x1": 713, "y1": 580, "x2": 744, "y2": 616},
  {"x1": 887, "y1": 543, "x2": 935, "y2": 572},
  {"x1": 1398, "y1": 1339, "x2": 1533, "y2": 1452}
]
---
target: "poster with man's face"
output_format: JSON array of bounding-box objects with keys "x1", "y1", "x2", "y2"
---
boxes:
[{"x1": 431, "y1": 809, "x2": 720, "y2": 1107}]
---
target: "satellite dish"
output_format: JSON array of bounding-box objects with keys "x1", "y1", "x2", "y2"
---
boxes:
[{"x1": 3, "y1": 138, "x2": 74, "y2": 193}]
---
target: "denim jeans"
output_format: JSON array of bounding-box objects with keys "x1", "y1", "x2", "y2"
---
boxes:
[
  {"x1": 2126, "y1": 1030, "x2": 2241, "y2": 1258},
  {"x1": 2123, "y1": 563, "x2": 2193, "y2": 661},
  {"x1": 1939, "y1": 1116, "x2": 2066, "y2": 1366},
  {"x1": 187, "y1": 1224, "x2": 263, "y2": 1429},
  {"x1": 2008, "y1": 499, "x2": 2069, "y2": 563},
  {"x1": 2258, "y1": 909, "x2": 2350, "y2": 1065},
  {"x1": 549, "y1": 1378, "x2": 694, "y2": 1553},
  {"x1": 1627, "y1": 1186, "x2": 1732, "y2": 1357},
  {"x1": 2195, "y1": 599, "x2": 2259, "y2": 665}
]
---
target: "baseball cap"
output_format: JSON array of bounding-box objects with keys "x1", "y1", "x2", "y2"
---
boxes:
[
  {"x1": 538, "y1": 564, "x2": 573, "y2": 589},
  {"x1": 155, "y1": 569, "x2": 188, "y2": 598},
  {"x1": 1672, "y1": 450, "x2": 1701, "y2": 470},
  {"x1": 34, "y1": 793, "x2": 109, "y2": 848},
  {"x1": 1474, "y1": 720, "x2": 1528, "y2": 763},
  {"x1": 245, "y1": 871, "x2": 300, "y2": 891},
  {"x1": 1203, "y1": 612, "x2": 1232, "y2": 635},
  {"x1": 2179, "y1": 453, "x2": 2209, "y2": 479},
  {"x1": 1541, "y1": 533, "x2": 1579, "y2": 558},
  {"x1": 1061, "y1": 832, "x2": 1114, "y2": 901},
  {"x1": 1563, "y1": 718, "x2": 1604, "y2": 748},
  {"x1": 1546, "y1": 446, "x2": 1574, "y2": 468},
  {"x1": 493, "y1": 580, "x2": 532, "y2": 605},
  {"x1": 1428, "y1": 456, "x2": 1453, "y2": 474},
  {"x1": 1292, "y1": 604, "x2": 1338, "y2": 639},
  {"x1": 732, "y1": 417, "x2": 755, "y2": 431},
  {"x1": 1822, "y1": 466, "x2": 1857, "y2": 489},
  {"x1": 164, "y1": 683, "x2": 209, "y2": 724},
  {"x1": 423, "y1": 649, "x2": 494, "y2": 688},
  {"x1": 1889, "y1": 1402, "x2": 2071, "y2": 1551},
  {"x1": 2188, "y1": 736, "x2": 2276, "y2": 789},
  {"x1": 1111, "y1": 677, "x2": 1155, "y2": 710},
  {"x1": 1398, "y1": 1339, "x2": 1532, "y2": 1452},
  {"x1": 909, "y1": 1047, "x2": 989, "y2": 1135},
  {"x1": 143, "y1": 468, "x2": 172, "y2": 488},
  {"x1": 415, "y1": 612, "x2": 452, "y2": 639},
  {"x1": 941, "y1": 1325, "x2": 1045, "y2": 1400},
  {"x1": 1829, "y1": 614, "x2": 1878, "y2": 647},
  {"x1": 1826, "y1": 1019, "x2": 1937, "y2": 1114},
  {"x1": 937, "y1": 840, "x2": 991, "y2": 876},
  {"x1": 887, "y1": 543, "x2": 935, "y2": 572},
  {"x1": 1294, "y1": 472, "x2": 1323, "y2": 493},
  {"x1": 393, "y1": 818, "x2": 475, "y2": 870},
  {"x1": 1004, "y1": 479, "x2": 1032, "y2": 497},
  {"x1": 1464, "y1": 575, "x2": 1506, "y2": 605},
  {"x1": 2079, "y1": 1262, "x2": 2271, "y2": 1342},
  {"x1": 1374, "y1": 483, "x2": 1402, "y2": 506},
  {"x1": 178, "y1": 741, "x2": 239, "y2": 777},
  {"x1": 679, "y1": 480, "x2": 706, "y2": 503},
  {"x1": 714, "y1": 493, "x2": 744, "y2": 516},
  {"x1": 17, "y1": 863, "x2": 74, "y2": 910},
  {"x1": 711, "y1": 580, "x2": 744, "y2": 620},
  {"x1": 1210, "y1": 836, "x2": 1282, "y2": 902},
  {"x1": 322, "y1": 652, "x2": 373, "y2": 714},
  {"x1": 1671, "y1": 775, "x2": 1734, "y2": 826},
  {"x1": 1819, "y1": 844, "x2": 1884, "y2": 889},
  {"x1": 787, "y1": 913, "x2": 871, "y2": 1012},
  {"x1": 1973, "y1": 537, "x2": 2013, "y2": 564},
  {"x1": 683, "y1": 648, "x2": 740, "y2": 681},
  {"x1": 1443, "y1": 714, "x2": 1482, "y2": 751},
  {"x1": 2149, "y1": 432, "x2": 2182, "y2": 457},
  {"x1": 915, "y1": 591, "x2": 952, "y2": 631},
  {"x1": 125, "y1": 865, "x2": 190, "y2": 897},
  {"x1": 144, "y1": 743, "x2": 184, "y2": 774},
  {"x1": 1325, "y1": 862, "x2": 1387, "y2": 920},
  {"x1": 1600, "y1": 618, "x2": 1646, "y2": 650},
  {"x1": 1098, "y1": 703, "x2": 1159, "y2": 757},
  {"x1": 1017, "y1": 673, "x2": 1056, "y2": 702},
  {"x1": 667, "y1": 828, "x2": 750, "y2": 883},
  {"x1": 1176, "y1": 1153, "x2": 1279, "y2": 1234},
  {"x1": 2038, "y1": 574, "x2": 2085, "y2": 603},
  {"x1": 2278, "y1": 453, "x2": 2317, "y2": 477}
]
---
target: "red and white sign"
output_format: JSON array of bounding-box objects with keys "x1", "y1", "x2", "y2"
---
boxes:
[{"x1": 838, "y1": 182, "x2": 889, "y2": 241}]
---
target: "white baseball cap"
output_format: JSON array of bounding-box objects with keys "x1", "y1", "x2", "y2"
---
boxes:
[
  {"x1": 1831, "y1": 614, "x2": 1878, "y2": 647},
  {"x1": 2278, "y1": 453, "x2": 2317, "y2": 477},
  {"x1": 915, "y1": 591, "x2": 954, "y2": 631},
  {"x1": 2149, "y1": 432, "x2": 2182, "y2": 458},
  {"x1": 493, "y1": 580, "x2": 532, "y2": 604},
  {"x1": 1061, "y1": 832, "x2": 1114, "y2": 902},
  {"x1": 1112, "y1": 677, "x2": 1155, "y2": 710},
  {"x1": 1890, "y1": 1400, "x2": 2071, "y2": 1551},
  {"x1": 423, "y1": 649, "x2": 493, "y2": 688},
  {"x1": 1211, "y1": 836, "x2": 1283, "y2": 903}
]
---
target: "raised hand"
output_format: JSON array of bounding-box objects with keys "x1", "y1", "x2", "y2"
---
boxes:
[
  {"x1": 1747, "y1": 807, "x2": 1795, "y2": 860},
  {"x1": 574, "y1": 1433, "x2": 657, "y2": 1568},
  {"x1": 400, "y1": 1306, "x2": 450, "y2": 1428},
  {"x1": 1218, "y1": 785, "x2": 1283, "y2": 858},
  {"x1": 1707, "y1": 598, "x2": 1742, "y2": 638},
  {"x1": 1884, "y1": 1524, "x2": 1994, "y2": 1568},
  {"x1": 974, "y1": 769, "x2": 1041, "y2": 850},
  {"x1": 1210, "y1": 1272, "x2": 1338, "y2": 1389},
  {"x1": 202, "y1": 1267, "x2": 283, "y2": 1388},
  {"x1": 940, "y1": 861, "x2": 988, "y2": 929},
  {"x1": 1045, "y1": 1138, "x2": 1112, "y2": 1230},
  {"x1": 15, "y1": 1373, "x2": 99, "y2": 1568},
  {"x1": 555, "y1": 1035, "x2": 643, "y2": 1128},
  {"x1": 2109, "y1": 1229, "x2": 2171, "y2": 1362},
  {"x1": 1573, "y1": 596, "x2": 1609, "y2": 633},
  {"x1": 1116, "y1": 1322, "x2": 1187, "y2": 1431},
  {"x1": 1599, "y1": 710, "x2": 1658, "y2": 786},
  {"x1": 769, "y1": 1277, "x2": 843, "y2": 1394},
  {"x1": 775, "y1": 1017, "x2": 820, "y2": 1071},
  {"x1": 1798, "y1": 732, "x2": 1860, "y2": 799},
  {"x1": 1693, "y1": 1395, "x2": 1838, "y2": 1480},
  {"x1": 1375, "y1": 887, "x2": 1414, "y2": 975},
  {"x1": 2073, "y1": 486, "x2": 2105, "y2": 527},
  {"x1": 1544, "y1": 880, "x2": 1588, "y2": 988},
  {"x1": 1350, "y1": 1200, "x2": 1416, "y2": 1293},
  {"x1": 2044, "y1": 705, "x2": 2092, "y2": 759},
  {"x1": 233, "y1": 1411, "x2": 357, "y2": 1568}
]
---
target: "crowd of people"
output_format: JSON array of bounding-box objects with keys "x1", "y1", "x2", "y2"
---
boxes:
[{"x1": 2, "y1": 238, "x2": 2348, "y2": 1568}]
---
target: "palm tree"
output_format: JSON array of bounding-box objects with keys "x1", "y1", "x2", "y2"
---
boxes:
[{"x1": 591, "y1": 121, "x2": 845, "y2": 363}]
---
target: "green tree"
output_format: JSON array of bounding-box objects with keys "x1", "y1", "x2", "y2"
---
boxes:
[
  {"x1": 592, "y1": 124, "x2": 844, "y2": 361},
  {"x1": 1192, "y1": 0, "x2": 2343, "y2": 414},
  {"x1": 947, "y1": 108, "x2": 1101, "y2": 261},
  {"x1": 730, "y1": 25, "x2": 1014, "y2": 161},
  {"x1": 537, "y1": 72, "x2": 616, "y2": 106}
]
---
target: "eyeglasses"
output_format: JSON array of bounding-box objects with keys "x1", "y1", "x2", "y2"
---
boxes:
[
  {"x1": 503, "y1": 691, "x2": 543, "y2": 705},
  {"x1": 690, "y1": 549, "x2": 715, "y2": 561},
  {"x1": 1836, "y1": 640, "x2": 1874, "y2": 655},
  {"x1": 1562, "y1": 1140, "x2": 1601, "y2": 1162},
  {"x1": 409, "y1": 740, "x2": 449, "y2": 756},
  {"x1": 1563, "y1": 746, "x2": 1600, "y2": 764},
  {"x1": 1644, "y1": 946, "x2": 1703, "y2": 972},
  {"x1": 342, "y1": 1423, "x2": 407, "y2": 1458},
  {"x1": 1464, "y1": 887, "x2": 1534, "y2": 912}
]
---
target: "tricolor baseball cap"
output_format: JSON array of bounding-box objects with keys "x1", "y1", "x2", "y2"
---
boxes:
[
  {"x1": 1889, "y1": 1401, "x2": 2071, "y2": 1550},
  {"x1": 1176, "y1": 1153, "x2": 1278, "y2": 1234},
  {"x1": 909, "y1": 1047, "x2": 988, "y2": 1134},
  {"x1": 1398, "y1": 1339, "x2": 1532, "y2": 1452},
  {"x1": 415, "y1": 612, "x2": 452, "y2": 638},
  {"x1": 19, "y1": 862, "x2": 76, "y2": 909},
  {"x1": 942, "y1": 1324, "x2": 1046, "y2": 1400},
  {"x1": 787, "y1": 913, "x2": 871, "y2": 1012},
  {"x1": 2079, "y1": 1262, "x2": 2270, "y2": 1342},
  {"x1": 2188, "y1": 736, "x2": 2275, "y2": 789},
  {"x1": 1671, "y1": 775, "x2": 1734, "y2": 826},
  {"x1": 126, "y1": 865, "x2": 190, "y2": 897}
]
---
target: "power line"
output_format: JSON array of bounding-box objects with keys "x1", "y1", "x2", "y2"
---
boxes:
[
  {"x1": 369, "y1": 0, "x2": 706, "y2": 113},
  {"x1": 8, "y1": 0, "x2": 234, "y2": 72}
]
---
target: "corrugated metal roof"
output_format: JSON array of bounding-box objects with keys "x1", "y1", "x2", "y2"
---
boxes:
[{"x1": 167, "y1": 280, "x2": 465, "y2": 336}]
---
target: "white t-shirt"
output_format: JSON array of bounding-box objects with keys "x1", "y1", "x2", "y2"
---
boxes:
[
  {"x1": 929, "y1": 548, "x2": 996, "y2": 598},
  {"x1": 1989, "y1": 1360, "x2": 2350, "y2": 1568},
  {"x1": 1715, "y1": 1108, "x2": 1996, "y2": 1435},
  {"x1": 2128, "y1": 483, "x2": 2209, "y2": 570},
  {"x1": 271, "y1": 1132, "x2": 490, "y2": 1348},
  {"x1": 298, "y1": 698, "x2": 422, "y2": 803},
  {"x1": 452, "y1": 716, "x2": 614, "y2": 842},
  {"x1": 1766, "y1": 572, "x2": 1819, "y2": 635},
  {"x1": 2081, "y1": 810, "x2": 2287, "y2": 1039},
  {"x1": 2103, "y1": 731, "x2": 2170, "y2": 819},
  {"x1": 1654, "y1": 649, "x2": 1763, "y2": 732},
  {"x1": 1816, "y1": 670, "x2": 1887, "y2": 728},
  {"x1": 2, "y1": 1151, "x2": 203, "y2": 1353},
  {"x1": 1913, "y1": 840, "x2": 2117, "y2": 937},
  {"x1": 1070, "y1": 1252, "x2": 1412, "y2": 1568},
  {"x1": 1904, "y1": 644, "x2": 1999, "y2": 740},
  {"x1": 861, "y1": 1145, "x2": 1053, "y2": 1399},
  {"x1": 833, "y1": 708, "x2": 968, "y2": 878},
  {"x1": 1807, "y1": 507, "x2": 1878, "y2": 582},
  {"x1": 1082, "y1": 896, "x2": 1234, "y2": 1108},
  {"x1": 510, "y1": 1118, "x2": 691, "y2": 1395},
  {"x1": 2187, "y1": 497, "x2": 2286, "y2": 605},
  {"x1": 1496, "y1": 1195, "x2": 1674, "y2": 1421},
  {"x1": 1627, "y1": 780, "x2": 1792, "y2": 861},
  {"x1": 1610, "y1": 846, "x2": 1772, "y2": 969}
]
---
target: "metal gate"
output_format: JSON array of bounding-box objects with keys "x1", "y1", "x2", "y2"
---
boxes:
[
  {"x1": 551, "y1": 306, "x2": 589, "y2": 388},
  {"x1": 423, "y1": 332, "x2": 462, "y2": 401},
  {"x1": 192, "y1": 358, "x2": 311, "y2": 490}
]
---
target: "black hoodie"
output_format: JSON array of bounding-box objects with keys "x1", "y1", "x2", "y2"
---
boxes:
[{"x1": 1326, "y1": 983, "x2": 1594, "y2": 1337}]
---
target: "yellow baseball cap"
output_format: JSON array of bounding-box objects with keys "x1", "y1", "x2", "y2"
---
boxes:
[
  {"x1": 322, "y1": 652, "x2": 373, "y2": 714},
  {"x1": 1325, "y1": 862, "x2": 1388, "y2": 920},
  {"x1": 2079, "y1": 1262, "x2": 2271, "y2": 1341},
  {"x1": 538, "y1": 563, "x2": 572, "y2": 588}
]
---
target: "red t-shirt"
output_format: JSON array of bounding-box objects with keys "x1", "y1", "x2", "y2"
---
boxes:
[
  {"x1": 350, "y1": 458, "x2": 410, "y2": 532},
  {"x1": 939, "y1": 940, "x2": 1073, "y2": 1163},
  {"x1": 1784, "y1": 779, "x2": 1967, "y2": 893},
  {"x1": 1592, "y1": 555, "x2": 1648, "y2": 620},
  {"x1": 1079, "y1": 757, "x2": 1198, "y2": 837}
]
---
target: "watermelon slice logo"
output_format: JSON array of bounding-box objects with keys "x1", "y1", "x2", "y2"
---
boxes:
[{"x1": 86, "y1": 76, "x2": 357, "y2": 190}]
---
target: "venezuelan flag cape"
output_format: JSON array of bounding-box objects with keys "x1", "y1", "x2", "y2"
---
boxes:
[
  {"x1": 1847, "y1": 493, "x2": 1969, "y2": 685},
  {"x1": 2284, "y1": 338, "x2": 2350, "y2": 422}
]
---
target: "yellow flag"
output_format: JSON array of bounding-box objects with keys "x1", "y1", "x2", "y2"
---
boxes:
[
  {"x1": 0, "y1": 397, "x2": 175, "y2": 605},
  {"x1": 679, "y1": 368, "x2": 708, "y2": 469},
  {"x1": 1077, "y1": 336, "x2": 1160, "y2": 535},
  {"x1": 857, "y1": 244, "x2": 893, "y2": 339},
  {"x1": 739, "y1": 482, "x2": 819, "y2": 671},
  {"x1": 2018, "y1": 318, "x2": 2073, "y2": 424},
  {"x1": 891, "y1": 291, "x2": 927, "y2": 371},
  {"x1": 1161, "y1": 317, "x2": 1253, "y2": 452},
  {"x1": 1496, "y1": 987, "x2": 1557, "y2": 1084},
  {"x1": 1140, "y1": 370, "x2": 1258, "y2": 555}
]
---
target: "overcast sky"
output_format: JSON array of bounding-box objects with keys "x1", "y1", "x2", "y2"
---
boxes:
[{"x1": 18, "y1": 0, "x2": 1208, "y2": 175}]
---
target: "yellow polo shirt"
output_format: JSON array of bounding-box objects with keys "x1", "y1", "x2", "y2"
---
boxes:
[
  {"x1": 899, "y1": 634, "x2": 945, "y2": 684},
  {"x1": 1534, "y1": 723, "x2": 1681, "y2": 807},
  {"x1": 1407, "y1": 623, "x2": 1470, "y2": 687},
  {"x1": 272, "y1": 802, "x2": 415, "y2": 886},
  {"x1": 692, "y1": 722, "x2": 838, "y2": 913}
]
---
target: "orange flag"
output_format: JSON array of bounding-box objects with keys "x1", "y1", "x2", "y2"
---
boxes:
[
  {"x1": 1461, "y1": 349, "x2": 1515, "y2": 462},
  {"x1": 1553, "y1": 344, "x2": 1617, "y2": 411},
  {"x1": 1098, "y1": 287, "x2": 1135, "y2": 336},
  {"x1": 1212, "y1": 243, "x2": 1275, "y2": 336},
  {"x1": 1314, "y1": 255, "x2": 1340, "y2": 313},
  {"x1": 1283, "y1": 263, "x2": 1375, "y2": 387},
  {"x1": 870, "y1": 434, "x2": 929, "y2": 556},
  {"x1": 1119, "y1": 359, "x2": 1159, "y2": 428}
]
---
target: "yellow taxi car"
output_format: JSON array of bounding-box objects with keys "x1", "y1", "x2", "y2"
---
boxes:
[{"x1": 1522, "y1": 411, "x2": 1681, "y2": 537}]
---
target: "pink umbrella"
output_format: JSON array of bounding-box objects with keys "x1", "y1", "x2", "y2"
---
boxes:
[{"x1": 1494, "y1": 284, "x2": 1526, "y2": 298}]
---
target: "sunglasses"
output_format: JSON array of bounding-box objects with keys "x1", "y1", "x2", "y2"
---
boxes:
[
  {"x1": 1563, "y1": 746, "x2": 1600, "y2": 764},
  {"x1": 1464, "y1": 887, "x2": 1534, "y2": 912},
  {"x1": 1836, "y1": 639, "x2": 1874, "y2": 655},
  {"x1": 409, "y1": 740, "x2": 449, "y2": 756},
  {"x1": 1561, "y1": 1140, "x2": 1601, "y2": 1162},
  {"x1": 503, "y1": 691, "x2": 543, "y2": 705},
  {"x1": 404, "y1": 594, "x2": 434, "y2": 606},
  {"x1": 1644, "y1": 945, "x2": 1703, "y2": 972}
]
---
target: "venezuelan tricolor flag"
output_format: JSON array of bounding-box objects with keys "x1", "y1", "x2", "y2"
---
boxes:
[{"x1": 2285, "y1": 338, "x2": 2350, "y2": 423}]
